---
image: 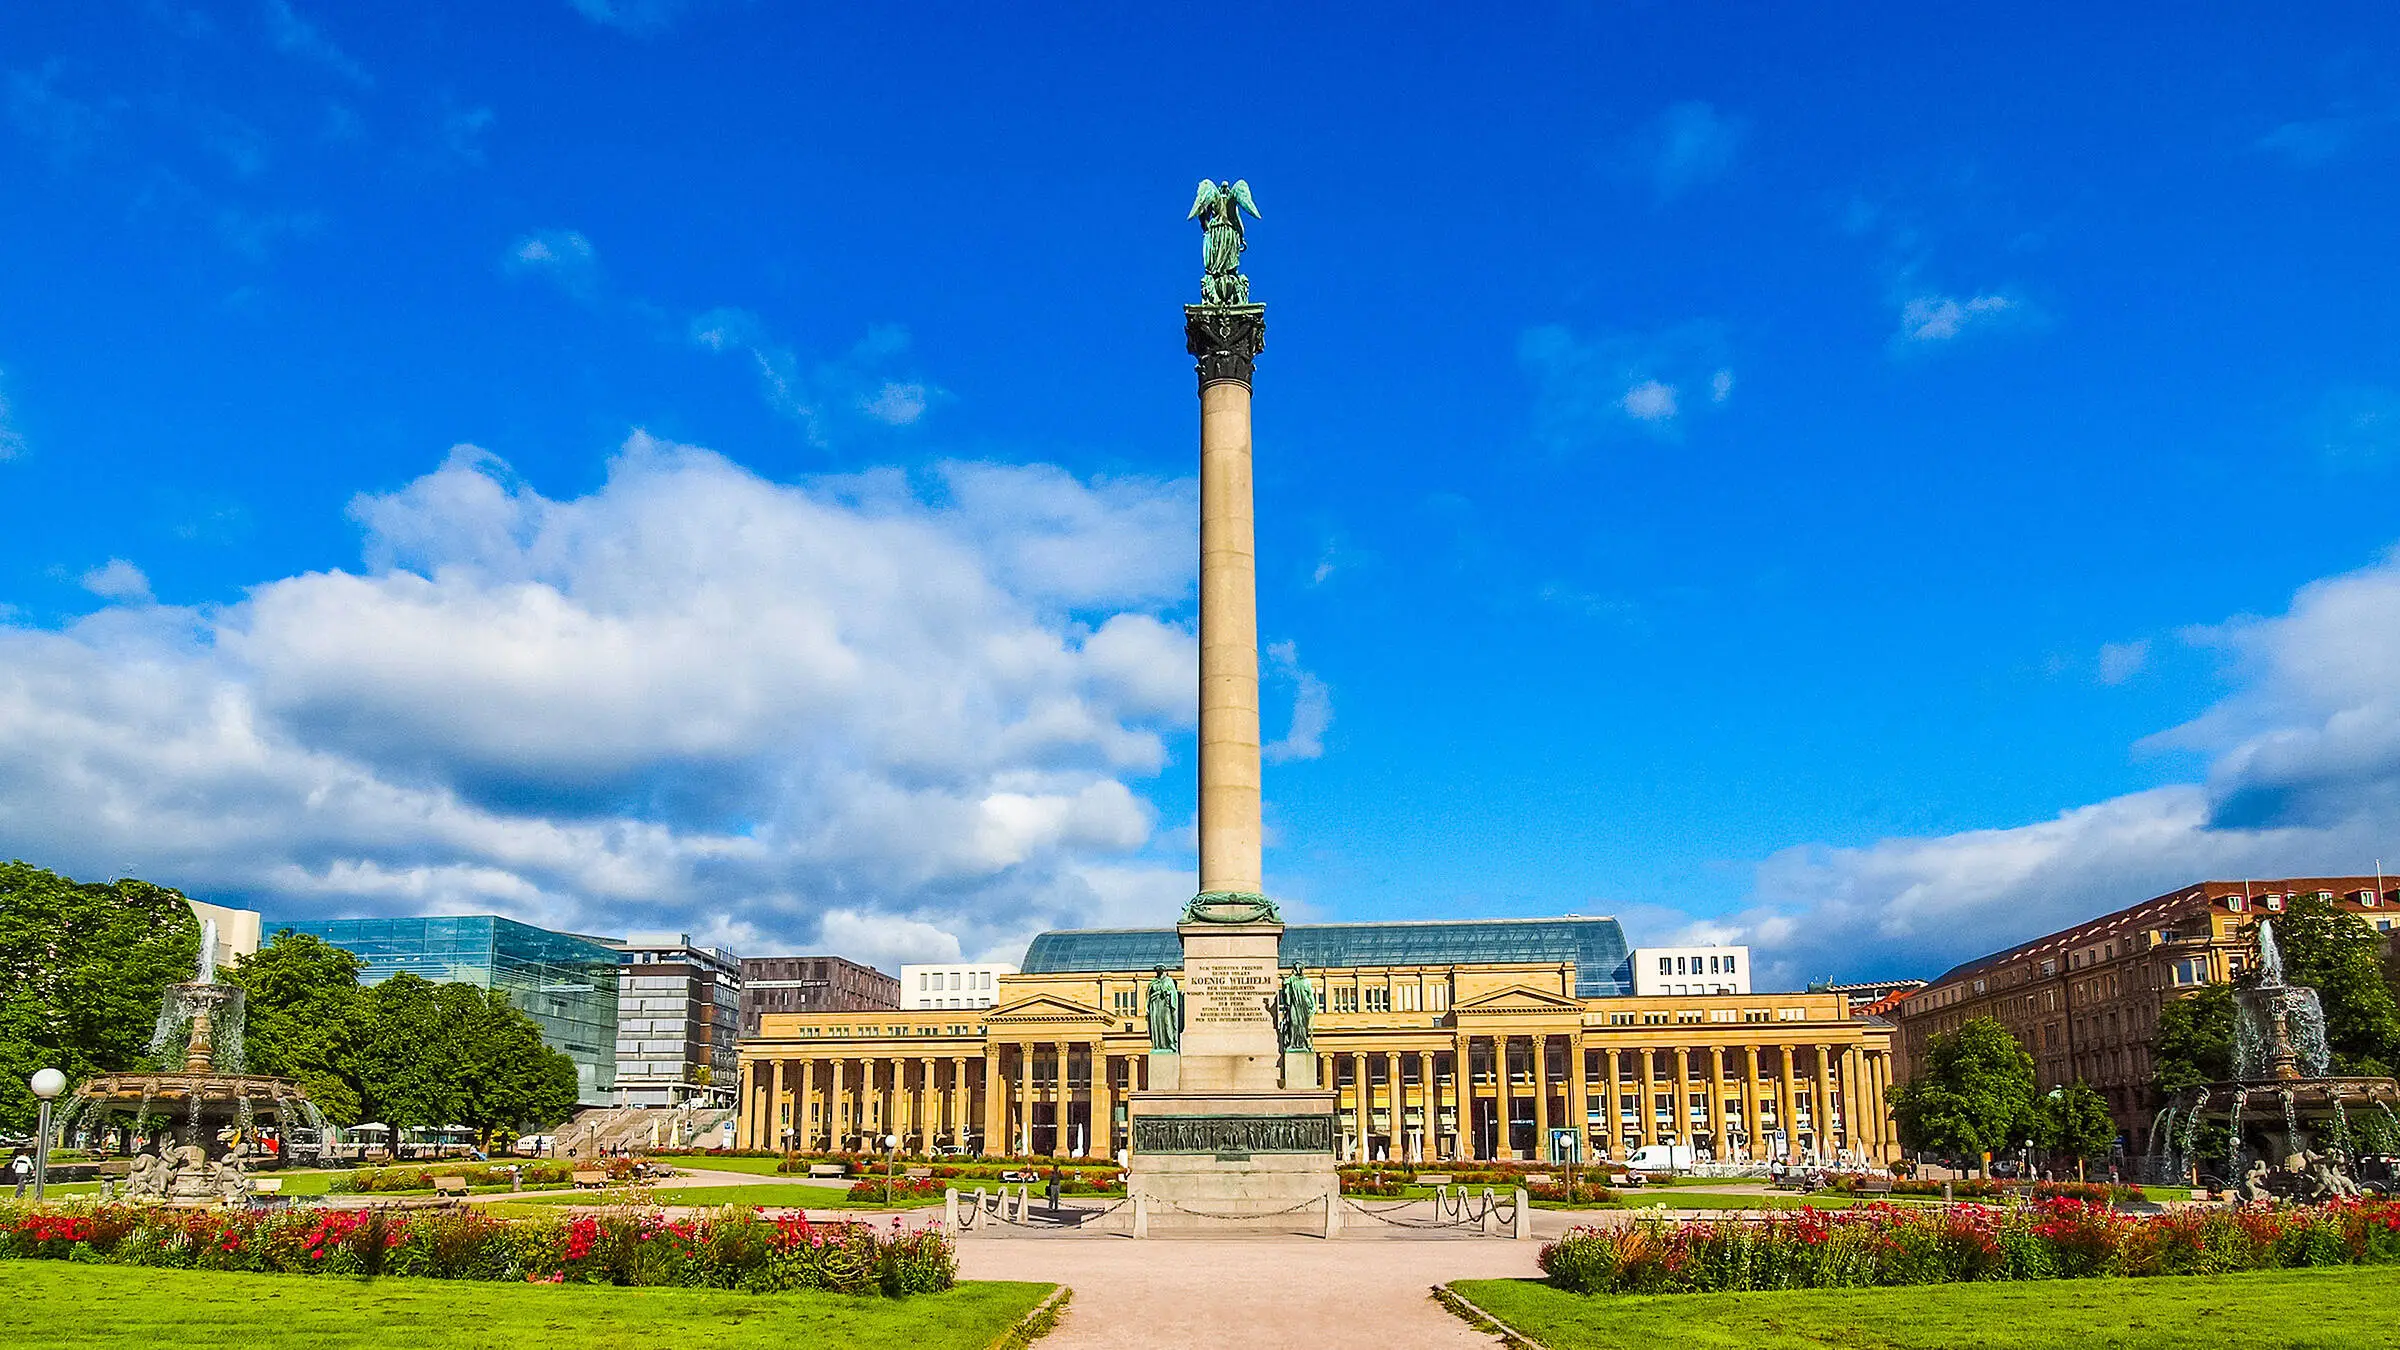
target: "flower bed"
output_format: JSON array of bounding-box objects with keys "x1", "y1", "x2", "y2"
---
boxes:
[
  {"x1": 1538, "y1": 1197, "x2": 2400, "y2": 1295},
  {"x1": 332, "y1": 1162, "x2": 576, "y2": 1194},
  {"x1": 0, "y1": 1202, "x2": 955, "y2": 1297},
  {"x1": 846, "y1": 1177, "x2": 946, "y2": 1203},
  {"x1": 1819, "y1": 1173, "x2": 2143, "y2": 1205}
]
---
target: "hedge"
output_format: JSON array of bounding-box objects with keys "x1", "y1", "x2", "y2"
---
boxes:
[
  {"x1": 0, "y1": 1202, "x2": 955, "y2": 1297},
  {"x1": 331, "y1": 1162, "x2": 576, "y2": 1193},
  {"x1": 1539, "y1": 1198, "x2": 2400, "y2": 1295}
]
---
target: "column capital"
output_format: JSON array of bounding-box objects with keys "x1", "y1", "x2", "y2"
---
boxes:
[{"x1": 1186, "y1": 303, "x2": 1267, "y2": 389}]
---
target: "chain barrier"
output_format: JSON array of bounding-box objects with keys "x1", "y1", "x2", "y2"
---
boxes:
[
  {"x1": 1341, "y1": 1186, "x2": 1519, "y2": 1232},
  {"x1": 953, "y1": 1188, "x2": 1131, "y2": 1232}
]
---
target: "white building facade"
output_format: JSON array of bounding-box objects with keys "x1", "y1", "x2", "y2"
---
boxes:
[
  {"x1": 898, "y1": 961, "x2": 1016, "y2": 1009},
  {"x1": 1629, "y1": 946, "x2": 1751, "y2": 997}
]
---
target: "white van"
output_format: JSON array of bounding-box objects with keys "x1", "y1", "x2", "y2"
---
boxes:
[{"x1": 1623, "y1": 1143, "x2": 1694, "y2": 1173}]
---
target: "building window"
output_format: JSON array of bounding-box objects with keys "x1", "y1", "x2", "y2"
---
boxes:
[
  {"x1": 1610, "y1": 1012, "x2": 1636, "y2": 1026},
  {"x1": 1658, "y1": 957, "x2": 1673, "y2": 975},
  {"x1": 1395, "y1": 984, "x2": 1420, "y2": 1012},
  {"x1": 1330, "y1": 987, "x2": 1359, "y2": 1013},
  {"x1": 1428, "y1": 984, "x2": 1448, "y2": 1012},
  {"x1": 1363, "y1": 986, "x2": 1391, "y2": 1013}
]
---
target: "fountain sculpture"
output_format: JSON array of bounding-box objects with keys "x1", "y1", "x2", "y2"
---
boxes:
[
  {"x1": 2152, "y1": 920, "x2": 2400, "y2": 1201},
  {"x1": 51, "y1": 918, "x2": 330, "y2": 1202}
]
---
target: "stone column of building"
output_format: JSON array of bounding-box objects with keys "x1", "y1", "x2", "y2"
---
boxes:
[
  {"x1": 1637, "y1": 1047, "x2": 1659, "y2": 1148},
  {"x1": 830, "y1": 1057, "x2": 847, "y2": 1151},
  {"x1": 1384, "y1": 1051, "x2": 1402, "y2": 1162},
  {"x1": 1016, "y1": 1043, "x2": 1035, "y2": 1153},
  {"x1": 1814, "y1": 1043, "x2": 1835, "y2": 1163},
  {"x1": 736, "y1": 1062, "x2": 757, "y2": 1149},
  {"x1": 1189, "y1": 305, "x2": 1269, "y2": 897},
  {"x1": 980, "y1": 1046, "x2": 1001, "y2": 1153},
  {"x1": 1531, "y1": 1034, "x2": 1551, "y2": 1162},
  {"x1": 1741, "y1": 1047, "x2": 1764, "y2": 1160},
  {"x1": 1707, "y1": 1047, "x2": 1728, "y2": 1158},
  {"x1": 917, "y1": 1055, "x2": 934, "y2": 1151},
  {"x1": 1836, "y1": 1045, "x2": 1862, "y2": 1160},
  {"x1": 1093, "y1": 1045, "x2": 1113, "y2": 1159},
  {"x1": 1052, "y1": 1040, "x2": 1070, "y2": 1155},
  {"x1": 1769, "y1": 1049, "x2": 1793, "y2": 1161},
  {"x1": 1350, "y1": 1051, "x2": 1369, "y2": 1160},
  {"x1": 794, "y1": 1056, "x2": 815, "y2": 1151},
  {"x1": 1450, "y1": 1033, "x2": 1471, "y2": 1159},
  {"x1": 765, "y1": 1058, "x2": 784, "y2": 1153},
  {"x1": 1416, "y1": 1050, "x2": 1435, "y2": 1163},
  {"x1": 1567, "y1": 1031, "x2": 1589, "y2": 1161},
  {"x1": 948, "y1": 1055, "x2": 967, "y2": 1148},
  {"x1": 1670, "y1": 1048, "x2": 1693, "y2": 1148}
]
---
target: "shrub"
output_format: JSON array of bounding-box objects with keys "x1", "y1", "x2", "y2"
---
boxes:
[
  {"x1": 1536, "y1": 1197, "x2": 2400, "y2": 1296},
  {"x1": 0, "y1": 1201, "x2": 953, "y2": 1297},
  {"x1": 329, "y1": 1161, "x2": 574, "y2": 1194}
]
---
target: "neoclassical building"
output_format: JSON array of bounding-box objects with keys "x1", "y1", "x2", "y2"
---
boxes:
[{"x1": 736, "y1": 917, "x2": 1899, "y2": 1165}]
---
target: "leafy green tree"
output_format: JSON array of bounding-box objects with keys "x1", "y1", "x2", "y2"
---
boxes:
[
  {"x1": 221, "y1": 932, "x2": 372, "y2": 1125},
  {"x1": 0, "y1": 863, "x2": 201, "y2": 1132},
  {"x1": 439, "y1": 984, "x2": 580, "y2": 1145},
  {"x1": 1888, "y1": 1016, "x2": 2038, "y2": 1174},
  {"x1": 2151, "y1": 983, "x2": 2235, "y2": 1096},
  {"x1": 2035, "y1": 1079, "x2": 2118, "y2": 1168},
  {"x1": 356, "y1": 973, "x2": 460, "y2": 1134},
  {"x1": 2263, "y1": 896, "x2": 2400, "y2": 1078}
]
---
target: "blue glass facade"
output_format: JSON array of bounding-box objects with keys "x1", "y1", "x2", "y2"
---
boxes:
[
  {"x1": 1020, "y1": 916, "x2": 1635, "y2": 997},
  {"x1": 274, "y1": 915, "x2": 623, "y2": 1105}
]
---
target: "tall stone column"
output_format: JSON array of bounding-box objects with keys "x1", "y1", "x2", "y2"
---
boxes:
[
  {"x1": 1416, "y1": 1051, "x2": 1434, "y2": 1162},
  {"x1": 1093, "y1": 1048, "x2": 1113, "y2": 1159},
  {"x1": 1707, "y1": 1047, "x2": 1728, "y2": 1159},
  {"x1": 980, "y1": 1047, "x2": 1001, "y2": 1154},
  {"x1": 1016, "y1": 1043, "x2": 1034, "y2": 1154},
  {"x1": 1638, "y1": 1048, "x2": 1659, "y2": 1147},
  {"x1": 1187, "y1": 303, "x2": 1269, "y2": 898},
  {"x1": 949, "y1": 1055, "x2": 967, "y2": 1148},
  {"x1": 920, "y1": 1055, "x2": 936, "y2": 1151},
  {"x1": 830, "y1": 1058, "x2": 847, "y2": 1152},
  {"x1": 1814, "y1": 1043, "x2": 1835, "y2": 1162},
  {"x1": 1567, "y1": 1033, "x2": 1588, "y2": 1162},
  {"x1": 768, "y1": 1059, "x2": 786, "y2": 1153},
  {"x1": 1532, "y1": 1035, "x2": 1551, "y2": 1162},
  {"x1": 1451, "y1": 1033, "x2": 1471, "y2": 1159},
  {"x1": 1774, "y1": 1049, "x2": 1798, "y2": 1162},
  {"x1": 1669, "y1": 1048, "x2": 1690, "y2": 1148}
]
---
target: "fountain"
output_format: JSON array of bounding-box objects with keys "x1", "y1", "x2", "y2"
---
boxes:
[
  {"x1": 2154, "y1": 919, "x2": 2400, "y2": 1201},
  {"x1": 51, "y1": 918, "x2": 331, "y2": 1202}
]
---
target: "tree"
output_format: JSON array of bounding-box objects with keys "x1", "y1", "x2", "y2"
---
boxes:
[
  {"x1": 0, "y1": 863, "x2": 200, "y2": 1133},
  {"x1": 356, "y1": 974, "x2": 459, "y2": 1135},
  {"x1": 441, "y1": 985, "x2": 580, "y2": 1145},
  {"x1": 221, "y1": 932, "x2": 372, "y2": 1125},
  {"x1": 2263, "y1": 896, "x2": 2400, "y2": 1078},
  {"x1": 2035, "y1": 1080, "x2": 2118, "y2": 1170},
  {"x1": 2151, "y1": 984, "x2": 2235, "y2": 1096},
  {"x1": 1888, "y1": 1016, "x2": 2037, "y2": 1173}
]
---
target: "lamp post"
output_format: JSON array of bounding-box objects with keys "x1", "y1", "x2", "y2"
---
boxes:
[
  {"x1": 29, "y1": 1069, "x2": 66, "y2": 1203},
  {"x1": 882, "y1": 1133, "x2": 899, "y2": 1206}
]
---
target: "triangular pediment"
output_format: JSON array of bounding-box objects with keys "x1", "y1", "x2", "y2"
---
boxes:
[
  {"x1": 1452, "y1": 985, "x2": 1586, "y2": 1016},
  {"x1": 982, "y1": 993, "x2": 1109, "y2": 1025}
]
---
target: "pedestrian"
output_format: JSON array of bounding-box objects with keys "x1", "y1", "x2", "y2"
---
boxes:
[
  {"x1": 1046, "y1": 1165, "x2": 1062, "y2": 1213},
  {"x1": 9, "y1": 1150, "x2": 31, "y2": 1199}
]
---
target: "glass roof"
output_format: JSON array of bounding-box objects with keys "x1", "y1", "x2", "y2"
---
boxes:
[{"x1": 1020, "y1": 917, "x2": 1633, "y2": 997}]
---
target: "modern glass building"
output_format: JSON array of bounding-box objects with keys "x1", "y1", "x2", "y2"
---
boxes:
[
  {"x1": 1021, "y1": 916, "x2": 1637, "y2": 997},
  {"x1": 274, "y1": 915, "x2": 624, "y2": 1105}
]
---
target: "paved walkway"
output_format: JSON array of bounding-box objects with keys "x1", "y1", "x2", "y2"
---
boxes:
[{"x1": 961, "y1": 1232, "x2": 1539, "y2": 1348}]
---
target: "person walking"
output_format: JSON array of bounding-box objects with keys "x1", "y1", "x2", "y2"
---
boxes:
[{"x1": 9, "y1": 1150, "x2": 32, "y2": 1199}]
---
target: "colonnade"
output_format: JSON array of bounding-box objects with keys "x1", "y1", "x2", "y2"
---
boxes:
[
  {"x1": 1321, "y1": 1034, "x2": 1899, "y2": 1165},
  {"x1": 735, "y1": 1040, "x2": 1143, "y2": 1158}
]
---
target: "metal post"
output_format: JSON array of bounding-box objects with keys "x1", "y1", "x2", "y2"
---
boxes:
[{"x1": 33, "y1": 1099, "x2": 51, "y2": 1203}]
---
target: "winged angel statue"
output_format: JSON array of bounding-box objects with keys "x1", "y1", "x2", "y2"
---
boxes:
[{"x1": 1188, "y1": 178, "x2": 1261, "y2": 305}]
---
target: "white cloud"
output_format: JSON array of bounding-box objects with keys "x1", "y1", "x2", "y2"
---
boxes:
[
  {"x1": 568, "y1": 0, "x2": 699, "y2": 34},
  {"x1": 691, "y1": 312, "x2": 943, "y2": 444},
  {"x1": 79, "y1": 559, "x2": 153, "y2": 604},
  {"x1": 263, "y1": 0, "x2": 372, "y2": 87},
  {"x1": 1715, "y1": 544, "x2": 2400, "y2": 986},
  {"x1": 0, "y1": 436, "x2": 1204, "y2": 966},
  {"x1": 1628, "y1": 101, "x2": 1745, "y2": 201},
  {"x1": 861, "y1": 381, "x2": 930, "y2": 426},
  {"x1": 0, "y1": 374, "x2": 22, "y2": 462},
  {"x1": 1620, "y1": 380, "x2": 1678, "y2": 422},
  {"x1": 1519, "y1": 323, "x2": 1730, "y2": 447},
  {"x1": 2097, "y1": 639, "x2": 2150, "y2": 685},
  {"x1": 1262, "y1": 640, "x2": 1331, "y2": 764},
  {"x1": 506, "y1": 229, "x2": 599, "y2": 300},
  {"x1": 1897, "y1": 292, "x2": 2017, "y2": 344}
]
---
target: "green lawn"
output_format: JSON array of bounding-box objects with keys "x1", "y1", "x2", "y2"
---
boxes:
[
  {"x1": 0, "y1": 1262, "x2": 1054, "y2": 1350},
  {"x1": 656, "y1": 1155, "x2": 803, "y2": 1177},
  {"x1": 1452, "y1": 1267, "x2": 2400, "y2": 1349}
]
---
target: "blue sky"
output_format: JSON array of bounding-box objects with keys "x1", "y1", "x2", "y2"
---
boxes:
[{"x1": 4, "y1": 2, "x2": 2399, "y2": 984}]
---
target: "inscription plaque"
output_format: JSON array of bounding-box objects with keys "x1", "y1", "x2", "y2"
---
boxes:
[
  {"x1": 1183, "y1": 956, "x2": 1277, "y2": 1026},
  {"x1": 1132, "y1": 1113, "x2": 1336, "y2": 1155}
]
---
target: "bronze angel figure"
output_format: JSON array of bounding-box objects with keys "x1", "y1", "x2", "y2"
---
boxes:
[{"x1": 1188, "y1": 178, "x2": 1261, "y2": 305}]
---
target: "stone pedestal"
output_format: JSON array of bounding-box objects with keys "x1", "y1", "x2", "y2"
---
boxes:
[{"x1": 1127, "y1": 1090, "x2": 1341, "y2": 1234}]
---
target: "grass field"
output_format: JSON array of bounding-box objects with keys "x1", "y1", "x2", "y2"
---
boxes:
[
  {"x1": 1451, "y1": 1267, "x2": 2400, "y2": 1349},
  {"x1": 655, "y1": 1155, "x2": 801, "y2": 1177},
  {"x1": 0, "y1": 1262, "x2": 1053, "y2": 1350}
]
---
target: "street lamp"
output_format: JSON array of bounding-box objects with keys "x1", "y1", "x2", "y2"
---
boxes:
[
  {"x1": 882, "y1": 1133, "x2": 900, "y2": 1206},
  {"x1": 29, "y1": 1069, "x2": 67, "y2": 1203}
]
